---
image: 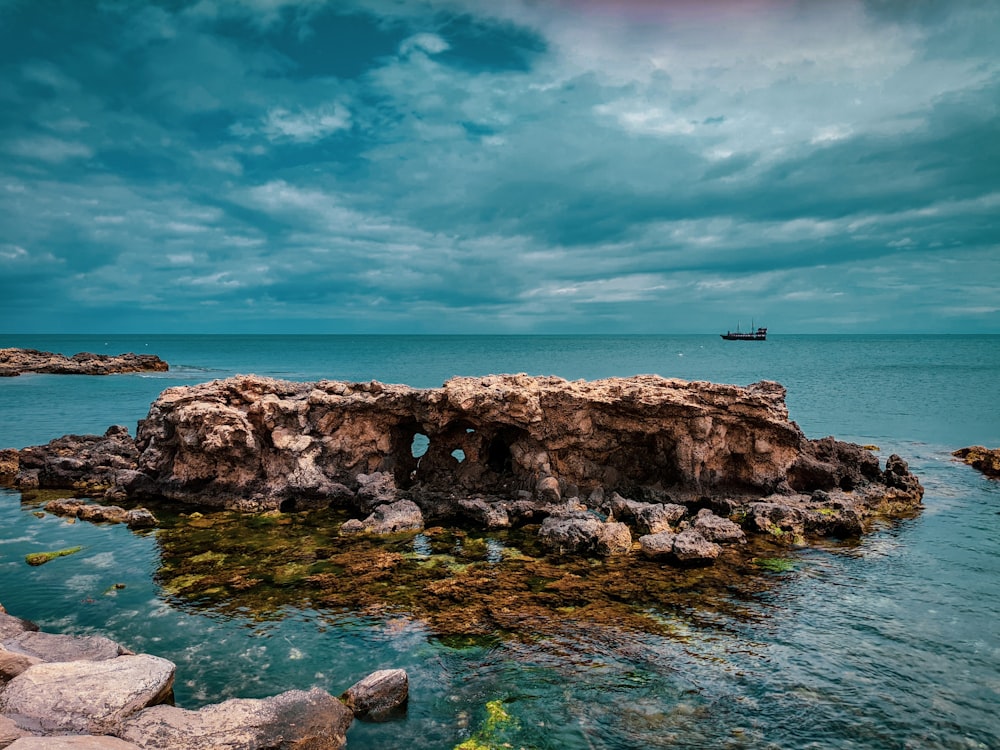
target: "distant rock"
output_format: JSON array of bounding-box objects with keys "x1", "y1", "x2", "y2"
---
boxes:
[
  {"x1": 0, "y1": 348, "x2": 168, "y2": 378},
  {"x1": 952, "y1": 446, "x2": 1000, "y2": 479}
]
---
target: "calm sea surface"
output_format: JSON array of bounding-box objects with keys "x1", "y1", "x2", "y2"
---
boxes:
[{"x1": 1, "y1": 334, "x2": 998, "y2": 749}]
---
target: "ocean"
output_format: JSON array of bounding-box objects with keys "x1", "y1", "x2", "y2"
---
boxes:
[{"x1": 1, "y1": 334, "x2": 998, "y2": 749}]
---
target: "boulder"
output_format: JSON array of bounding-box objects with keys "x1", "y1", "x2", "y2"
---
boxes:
[
  {"x1": 457, "y1": 498, "x2": 511, "y2": 530},
  {"x1": 638, "y1": 531, "x2": 677, "y2": 559},
  {"x1": 0, "y1": 614, "x2": 38, "y2": 642},
  {"x1": 355, "y1": 472, "x2": 398, "y2": 513},
  {"x1": 0, "y1": 647, "x2": 43, "y2": 685},
  {"x1": 125, "y1": 509, "x2": 159, "y2": 529},
  {"x1": 953, "y1": 446, "x2": 1000, "y2": 478},
  {"x1": 671, "y1": 529, "x2": 722, "y2": 563},
  {"x1": 361, "y1": 499, "x2": 424, "y2": 534},
  {"x1": 6, "y1": 737, "x2": 141, "y2": 749},
  {"x1": 538, "y1": 513, "x2": 632, "y2": 556},
  {"x1": 119, "y1": 686, "x2": 353, "y2": 750},
  {"x1": 693, "y1": 509, "x2": 747, "y2": 544},
  {"x1": 341, "y1": 669, "x2": 409, "y2": 720},
  {"x1": 631, "y1": 502, "x2": 687, "y2": 534},
  {"x1": 0, "y1": 655, "x2": 175, "y2": 735},
  {"x1": 15, "y1": 427, "x2": 139, "y2": 493}
]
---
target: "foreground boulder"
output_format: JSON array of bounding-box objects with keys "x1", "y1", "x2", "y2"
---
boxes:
[
  {"x1": 7, "y1": 737, "x2": 140, "y2": 749},
  {"x1": 953, "y1": 446, "x2": 1000, "y2": 478},
  {"x1": 0, "y1": 348, "x2": 168, "y2": 378},
  {"x1": 0, "y1": 655, "x2": 175, "y2": 735},
  {"x1": 119, "y1": 687, "x2": 353, "y2": 750},
  {"x1": 3, "y1": 374, "x2": 924, "y2": 558}
]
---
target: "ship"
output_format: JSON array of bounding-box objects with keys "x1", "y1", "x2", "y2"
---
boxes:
[{"x1": 720, "y1": 324, "x2": 767, "y2": 341}]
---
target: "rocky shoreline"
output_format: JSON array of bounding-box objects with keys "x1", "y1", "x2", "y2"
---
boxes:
[
  {"x1": 0, "y1": 602, "x2": 406, "y2": 749},
  {"x1": 0, "y1": 349, "x2": 168, "y2": 378},
  {"x1": 2, "y1": 374, "x2": 925, "y2": 565}
]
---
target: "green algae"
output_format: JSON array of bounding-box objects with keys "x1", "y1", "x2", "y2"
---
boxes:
[
  {"x1": 25, "y1": 545, "x2": 83, "y2": 566},
  {"x1": 139, "y1": 501, "x2": 793, "y2": 646},
  {"x1": 454, "y1": 699, "x2": 517, "y2": 750},
  {"x1": 752, "y1": 557, "x2": 797, "y2": 573}
]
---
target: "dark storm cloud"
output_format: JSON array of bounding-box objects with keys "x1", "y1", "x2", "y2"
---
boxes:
[{"x1": 0, "y1": 0, "x2": 997, "y2": 333}]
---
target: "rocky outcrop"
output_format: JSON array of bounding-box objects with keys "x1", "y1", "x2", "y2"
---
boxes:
[
  {"x1": 0, "y1": 349, "x2": 168, "y2": 378},
  {"x1": 3, "y1": 374, "x2": 924, "y2": 560},
  {"x1": 43, "y1": 498, "x2": 158, "y2": 529},
  {"x1": 953, "y1": 446, "x2": 1000, "y2": 478},
  {"x1": 0, "y1": 603, "x2": 403, "y2": 749}
]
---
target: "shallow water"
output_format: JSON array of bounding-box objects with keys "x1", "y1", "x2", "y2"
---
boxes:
[{"x1": 1, "y1": 334, "x2": 998, "y2": 748}]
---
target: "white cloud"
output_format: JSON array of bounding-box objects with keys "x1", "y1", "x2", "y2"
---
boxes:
[
  {"x1": 259, "y1": 104, "x2": 351, "y2": 142},
  {"x1": 399, "y1": 33, "x2": 450, "y2": 56},
  {"x1": 7, "y1": 136, "x2": 93, "y2": 163}
]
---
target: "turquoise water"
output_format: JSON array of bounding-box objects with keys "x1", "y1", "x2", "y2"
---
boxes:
[{"x1": 1, "y1": 335, "x2": 999, "y2": 748}]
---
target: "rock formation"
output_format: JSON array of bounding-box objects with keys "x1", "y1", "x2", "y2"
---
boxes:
[
  {"x1": 0, "y1": 602, "x2": 402, "y2": 749},
  {"x1": 0, "y1": 348, "x2": 168, "y2": 377},
  {"x1": 953, "y1": 446, "x2": 1000, "y2": 478},
  {"x1": 4, "y1": 374, "x2": 924, "y2": 561}
]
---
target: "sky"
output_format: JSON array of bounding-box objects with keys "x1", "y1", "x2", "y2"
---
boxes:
[{"x1": 1, "y1": 0, "x2": 998, "y2": 334}]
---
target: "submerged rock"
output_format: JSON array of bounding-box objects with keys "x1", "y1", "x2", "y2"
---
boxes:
[{"x1": 0, "y1": 348, "x2": 168, "y2": 378}]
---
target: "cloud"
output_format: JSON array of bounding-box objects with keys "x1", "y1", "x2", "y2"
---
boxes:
[{"x1": 0, "y1": 0, "x2": 997, "y2": 333}]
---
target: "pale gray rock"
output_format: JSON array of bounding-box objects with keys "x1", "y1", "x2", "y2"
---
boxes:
[
  {"x1": 539, "y1": 513, "x2": 632, "y2": 556},
  {"x1": 361, "y1": 499, "x2": 424, "y2": 534},
  {"x1": 693, "y1": 509, "x2": 747, "y2": 544},
  {"x1": 125, "y1": 508, "x2": 159, "y2": 529},
  {"x1": 0, "y1": 655, "x2": 175, "y2": 735},
  {"x1": 355, "y1": 472, "x2": 397, "y2": 513},
  {"x1": 457, "y1": 498, "x2": 511, "y2": 530},
  {"x1": 633, "y1": 503, "x2": 687, "y2": 534},
  {"x1": 6, "y1": 737, "x2": 141, "y2": 750},
  {"x1": 638, "y1": 531, "x2": 677, "y2": 558},
  {"x1": 341, "y1": 669, "x2": 409, "y2": 720},
  {"x1": 1, "y1": 632, "x2": 128, "y2": 663},
  {"x1": 672, "y1": 529, "x2": 722, "y2": 563},
  {"x1": 0, "y1": 614, "x2": 37, "y2": 642},
  {"x1": 119, "y1": 686, "x2": 353, "y2": 750}
]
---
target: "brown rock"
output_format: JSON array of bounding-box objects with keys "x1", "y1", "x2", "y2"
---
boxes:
[
  {"x1": 538, "y1": 513, "x2": 631, "y2": 556},
  {"x1": 341, "y1": 669, "x2": 409, "y2": 720},
  {"x1": 953, "y1": 446, "x2": 1000, "y2": 478},
  {"x1": 0, "y1": 714, "x2": 28, "y2": 748},
  {"x1": 119, "y1": 686, "x2": 353, "y2": 750},
  {"x1": 0, "y1": 647, "x2": 43, "y2": 685},
  {"x1": 361, "y1": 499, "x2": 424, "y2": 534},
  {"x1": 0, "y1": 449, "x2": 18, "y2": 483}
]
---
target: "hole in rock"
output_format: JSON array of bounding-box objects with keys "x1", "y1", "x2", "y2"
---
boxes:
[
  {"x1": 487, "y1": 435, "x2": 513, "y2": 474},
  {"x1": 411, "y1": 433, "x2": 429, "y2": 459},
  {"x1": 451, "y1": 449, "x2": 466, "y2": 463},
  {"x1": 279, "y1": 498, "x2": 297, "y2": 513}
]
